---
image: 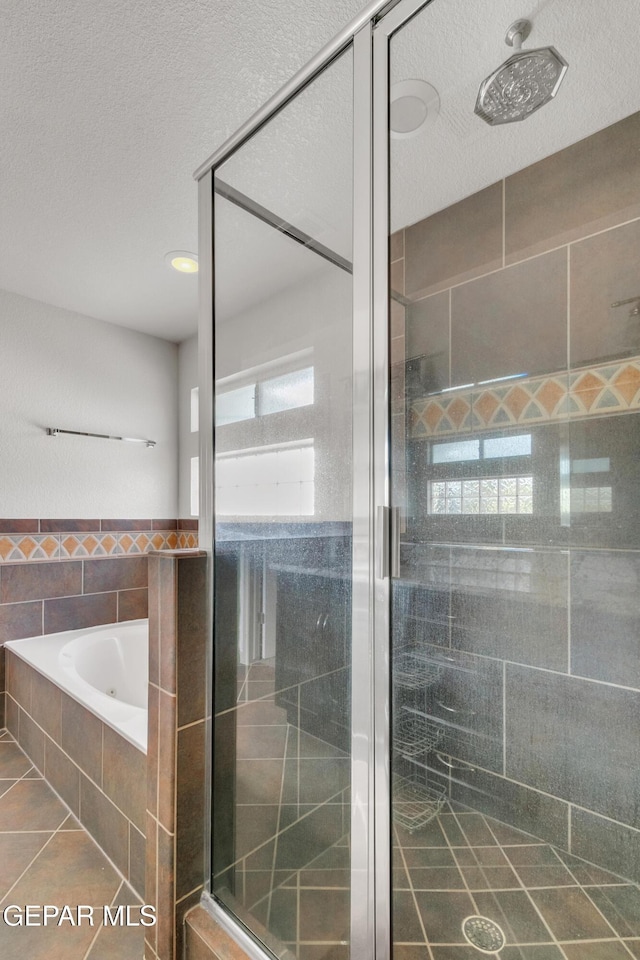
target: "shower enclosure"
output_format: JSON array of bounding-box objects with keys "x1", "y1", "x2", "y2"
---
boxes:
[{"x1": 195, "y1": 0, "x2": 640, "y2": 957}]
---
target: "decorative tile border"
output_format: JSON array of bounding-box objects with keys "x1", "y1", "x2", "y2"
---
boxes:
[
  {"x1": 117, "y1": 532, "x2": 179, "y2": 555},
  {"x1": 410, "y1": 355, "x2": 640, "y2": 438},
  {"x1": 177, "y1": 532, "x2": 198, "y2": 549},
  {"x1": 0, "y1": 534, "x2": 61, "y2": 562},
  {"x1": 60, "y1": 533, "x2": 121, "y2": 558},
  {"x1": 0, "y1": 527, "x2": 188, "y2": 563}
]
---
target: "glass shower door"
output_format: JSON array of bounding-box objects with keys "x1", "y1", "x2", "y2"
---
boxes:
[
  {"x1": 210, "y1": 48, "x2": 355, "y2": 960},
  {"x1": 384, "y1": 0, "x2": 640, "y2": 956}
]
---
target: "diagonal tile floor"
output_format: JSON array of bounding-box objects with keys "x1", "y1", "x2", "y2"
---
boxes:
[
  {"x1": 0, "y1": 728, "x2": 144, "y2": 960},
  {"x1": 250, "y1": 802, "x2": 640, "y2": 959},
  {"x1": 392, "y1": 805, "x2": 640, "y2": 960},
  {"x1": 219, "y1": 663, "x2": 640, "y2": 959},
  {"x1": 221, "y1": 659, "x2": 640, "y2": 959}
]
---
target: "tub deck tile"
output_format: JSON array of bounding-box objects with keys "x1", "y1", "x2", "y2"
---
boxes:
[
  {"x1": 0, "y1": 778, "x2": 68, "y2": 832},
  {"x1": 0, "y1": 739, "x2": 33, "y2": 779},
  {"x1": 0, "y1": 731, "x2": 144, "y2": 960}
]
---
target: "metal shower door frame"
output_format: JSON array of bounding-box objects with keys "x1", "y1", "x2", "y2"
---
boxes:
[
  {"x1": 371, "y1": 4, "x2": 439, "y2": 960},
  {"x1": 194, "y1": 0, "x2": 438, "y2": 957}
]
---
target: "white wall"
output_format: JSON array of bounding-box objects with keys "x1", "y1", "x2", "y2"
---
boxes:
[
  {"x1": 178, "y1": 334, "x2": 198, "y2": 519},
  {"x1": 215, "y1": 262, "x2": 353, "y2": 522},
  {"x1": 0, "y1": 288, "x2": 178, "y2": 518}
]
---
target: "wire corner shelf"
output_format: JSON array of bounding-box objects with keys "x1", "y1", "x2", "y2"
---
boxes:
[
  {"x1": 393, "y1": 775, "x2": 446, "y2": 832},
  {"x1": 393, "y1": 649, "x2": 442, "y2": 690},
  {"x1": 393, "y1": 711, "x2": 444, "y2": 757}
]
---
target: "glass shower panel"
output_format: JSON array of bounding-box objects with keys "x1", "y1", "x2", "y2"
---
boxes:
[
  {"x1": 387, "y1": 0, "x2": 640, "y2": 955},
  {"x1": 211, "y1": 49, "x2": 353, "y2": 959}
]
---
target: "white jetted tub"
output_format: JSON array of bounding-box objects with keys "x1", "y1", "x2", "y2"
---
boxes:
[{"x1": 4, "y1": 619, "x2": 148, "y2": 752}]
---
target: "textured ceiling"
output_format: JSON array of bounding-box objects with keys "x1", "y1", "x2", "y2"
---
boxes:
[
  {"x1": 388, "y1": 0, "x2": 640, "y2": 230},
  {"x1": 2, "y1": 0, "x2": 639, "y2": 342},
  {"x1": 0, "y1": 0, "x2": 363, "y2": 341}
]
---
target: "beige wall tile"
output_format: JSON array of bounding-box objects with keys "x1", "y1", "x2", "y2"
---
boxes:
[
  {"x1": 103, "y1": 724, "x2": 146, "y2": 832},
  {"x1": 570, "y1": 219, "x2": 640, "y2": 368},
  {"x1": 405, "y1": 182, "x2": 503, "y2": 298},
  {"x1": 451, "y1": 248, "x2": 567, "y2": 387},
  {"x1": 390, "y1": 229, "x2": 404, "y2": 262},
  {"x1": 506, "y1": 110, "x2": 640, "y2": 264}
]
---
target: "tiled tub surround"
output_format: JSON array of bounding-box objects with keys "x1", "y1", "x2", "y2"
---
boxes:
[
  {"x1": 0, "y1": 728, "x2": 144, "y2": 960},
  {"x1": 5, "y1": 620, "x2": 148, "y2": 751},
  {"x1": 390, "y1": 106, "x2": 640, "y2": 903},
  {"x1": 145, "y1": 550, "x2": 208, "y2": 960},
  {"x1": 4, "y1": 647, "x2": 146, "y2": 897},
  {"x1": 0, "y1": 519, "x2": 198, "y2": 726},
  {"x1": 0, "y1": 552, "x2": 150, "y2": 731},
  {"x1": 0, "y1": 545, "x2": 206, "y2": 958}
]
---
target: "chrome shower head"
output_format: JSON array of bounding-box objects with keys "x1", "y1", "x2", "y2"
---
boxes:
[{"x1": 475, "y1": 19, "x2": 568, "y2": 126}]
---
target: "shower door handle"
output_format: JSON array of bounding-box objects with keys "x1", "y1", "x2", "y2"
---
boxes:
[
  {"x1": 376, "y1": 506, "x2": 389, "y2": 579},
  {"x1": 390, "y1": 506, "x2": 401, "y2": 579},
  {"x1": 376, "y1": 506, "x2": 401, "y2": 579}
]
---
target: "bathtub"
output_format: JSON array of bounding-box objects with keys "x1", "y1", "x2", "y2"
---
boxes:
[{"x1": 4, "y1": 619, "x2": 148, "y2": 752}]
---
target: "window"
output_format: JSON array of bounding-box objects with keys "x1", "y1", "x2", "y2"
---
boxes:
[
  {"x1": 216, "y1": 384, "x2": 256, "y2": 426},
  {"x1": 259, "y1": 367, "x2": 314, "y2": 415},
  {"x1": 431, "y1": 477, "x2": 533, "y2": 515},
  {"x1": 190, "y1": 387, "x2": 199, "y2": 432},
  {"x1": 216, "y1": 440, "x2": 314, "y2": 516},
  {"x1": 571, "y1": 486, "x2": 612, "y2": 513},
  {"x1": 190, "y1": 457, "x2": 199, "y2": 517},
  {"x1": 571, "y1": 457, "x2": 610, "y2": 474},
  {"x1": 484, "y1": 434, "x2": 532, "y2": 458},
  {"x1": 216, "y1": 366, "x2": 314, "y2": 426},
  {"x1": 432, "y1": 439, "x2": 479, "y2": 464},
  {"x1": 428, "y1": 433, "x2": 533, "y2": 516},
  {"x1": 431, "y1": 433, "x2": 531, "y2": 464}
]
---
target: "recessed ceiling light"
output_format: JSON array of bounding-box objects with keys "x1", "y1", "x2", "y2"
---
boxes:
[
  {"x1": 390, "y1": 80, "x2": 440, "y2": 139},
  {"x1": 165, "y1": 250, "x2": 199, "y2": 273}
]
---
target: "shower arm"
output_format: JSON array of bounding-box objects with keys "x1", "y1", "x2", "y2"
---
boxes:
[{"x1": 505, "y1": 18, "x2": 532, "y2": 50}]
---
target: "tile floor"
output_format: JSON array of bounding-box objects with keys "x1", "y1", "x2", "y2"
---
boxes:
[
  {"x1": 239, "y1": 801, "x2": 640, "y2": 959},
  {"x1": 391, "y1": 805, "x2": 640, "y2": 959},
  {"x1": 0, "y1": 727, "x2": 144, "y2": 960},
  {"x1": 223, "y1": 661, "x2": 640, "y2": 959},
  {"x1": 214, "y1": 660, "x2": 350, "y2": 958}
]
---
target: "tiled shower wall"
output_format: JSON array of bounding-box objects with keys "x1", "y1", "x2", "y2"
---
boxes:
[
  {"x1": 392, "y1": 110, "x2": 640, "y2": 882},
  {"x1": 0, "y1": 518, "x2": 198, "y2": 727}
]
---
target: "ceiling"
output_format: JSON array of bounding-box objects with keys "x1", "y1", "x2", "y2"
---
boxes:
[
  {"x1": 2, "y1": 0, "x2": 639, "y2": 343},
  {"x1": 0, "y1": 0, "x2": 363, "y2": 342},
  {"x1": 388, "y1": 0, "x2": 640, "y2": 231}
]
